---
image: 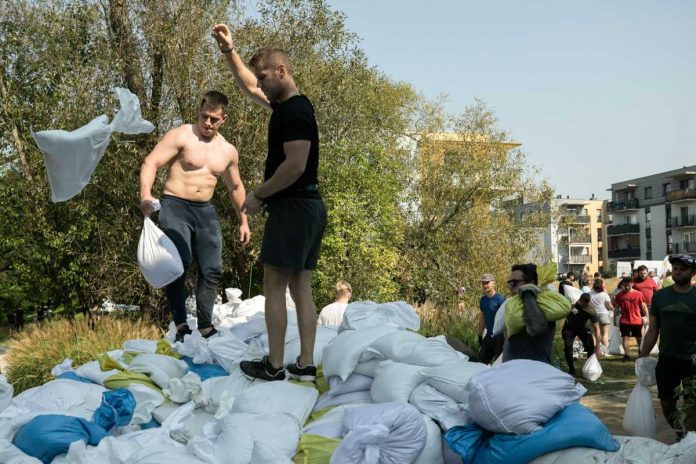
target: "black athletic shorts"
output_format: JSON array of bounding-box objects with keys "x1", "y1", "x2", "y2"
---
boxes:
[
  {"x1": 656, "y1": 357, "x2": 696, "y2": 400},
  {"x1": 619, "y1": 323, "x2": 642, "y2": 338},
  {"x1": 260, "y1": 196, "x2": 327, "y2": 271}
]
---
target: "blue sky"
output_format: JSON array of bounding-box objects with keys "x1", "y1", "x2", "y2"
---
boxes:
[{"x1": 324, "y1": 1, "x2": 696, "y2": 200}]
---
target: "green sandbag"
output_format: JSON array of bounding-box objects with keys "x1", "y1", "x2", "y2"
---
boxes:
[
  {"x1": 97, "y1": 353, "x2": 161, "y2": 392},
  {"x1": 505, "y1": 288, "x2": 571, "y2": 336},
  {"x1": 315, "y1": 365, "x2": 329, "y2": 394},
  {"x1": 156, "y1": 339, "x2": 180, "y2": 358},
  {"x1": 293, "y1": 434, "x2": 341, "y2": 464},
  {"x1": 537, "y1": 261, "x2": 558, "y2": 287}
]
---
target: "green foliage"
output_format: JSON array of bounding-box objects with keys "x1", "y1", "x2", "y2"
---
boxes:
[{"x1": 4, "y1": 315, "x2": 163, "y2": 393}]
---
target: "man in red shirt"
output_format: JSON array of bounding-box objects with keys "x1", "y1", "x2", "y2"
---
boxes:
[
  {"x1": 632, "y1": 265, "x2": 660, "y2": 308},
  {"x1": 614, "y1": 277, "x2": 648, "y2": 361}
]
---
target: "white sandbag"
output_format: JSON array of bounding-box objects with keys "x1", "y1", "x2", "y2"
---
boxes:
[
  {"x1": 370, "y1": 360, "x2": 424, "y2": 403},
  {"x1": 202, "y1": 366, "x2": 254, "y2": 415},
  {"x1": 635, "y1": 357, "x2": 658, "y2": 387},
  {"x1": 413, "y1": 415, "x2": 444, "y2": 464},
  {"x1": 467, "y1": 359, "x2": 587, "y2": 435},
  {"x1": 0, "y1": 439, "x2": 43, "y2": 464},
  {"x1": 207, "y1": 334, "x2": 249, "y2": 373},
  {"x1": 492, "y1": 354, "x2": 503, "y2": 365},
  {"x1": 363, "y1": 331, "x2": 461, "y2": 367},
  {"x1": 304, "y1": 404, "x2": 366, "y2": 438},
  {"x1": 128, "y1": 353, "x2": 188, "y2": 389},
  {"x1": 284, "y1": 325, "x2": 338, "y2": 366},
  {"x1": 123, "y1": 339, "x2": 159, "y2": 353},
  {"x1": 354, "y1": 359, "x2": 381, "y2": 377},
  {"x1": 422, "y1": 359, "x2": 488, "y2": 404},
  {"x1": 251, "y1": 441, "x2": 295, "y2": 464},
  {"x1": 230, "y1": 381, "x2": 319, "y2": 425},
  {"x1": 409, "y1": 383, "x2": 470, "y2": 431},
  {"x1": 175, "y1": 331, "x2": 215, "y2": 364},
  {"x1": 233, "y1": 295, "x2": 266, "y2": 318},
  {"x1": 339, "y1": 301, "x2": 420, "y2": 333},
  {"x1": 563, "y1": 285, "x2": 583, "y2": 304},
  {"x1": 31, "y1": 87, "x2": 155, "y2": 202},
  {"x1": 608, "y1": 326, "x2": 625, "y2": 355},
  {"x1": 225, "y1": 287, "x2": 244, "y2": 304},
  {"x1": 582, "y1": 354, "x2": 603, "y2": 382},
  {"x1": 50, "y1": 358, "x2": 75, "y2": 377},
  {"x1": 322, "y1": 325, "x2": 397, "y2": 381},
  {"x1": 75, "y1": 360, "x2": 120, "y2": 385},
  {"x1": 491, "y1": 299, "x2": 507, "y2": 336},
  {"x1": 137, "y1": 217, "x2": 185, "y2": 288},
  {"x1": 163, "y1": 372, "x2": 208, "y2": 407},
  {"x1": 171, "y1": 408, "x2": 217, "y2": 443},
  {"x1": 152, "y1": 400, "x2": 181, "y2": 424},
  {"x1": 443, "y1": 438, "x2": 464, "y2": 464},
  {"x1": 331, "y1": 402, "x2": 427, "y2": 464},
  {"x1": 228, "y1": 315, "x2": 268, "y2": 341},
  {"x1": 314, "y1": 390, "x2": 373, "y2": 411},
  {"x1": 623, "y1": 383, "x2": 657, "y2": 438},
  {"x1": 328, "y1": 373, "x2": 374, "y2": 397},
  {"x1": 8, "y1": 379, "x2": 106, "y2": 421},
  {"x1": 127, "y1": 383, "x2": 165, "y2": 425},
  {"x1": 215, "y1": 412, "x2": 300, "y2": 464},
  {"x1": 0, "y1": 374, "x2": 14, "y2": 411}
]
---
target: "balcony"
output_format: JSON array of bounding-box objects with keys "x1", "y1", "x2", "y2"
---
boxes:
[
  {"x1": 608, "y1": 199, "x2": 640, "y2": 212},
  {"x1": 666, "y1": 188, "x2": 696, "y2": 203},
  {"x1": 673, "y1": 242, "x2": 696, "y2": 254},
  {"x1": 607, "y1": 223, "x2": 640, "y2": 235},
  {"x1": 669, "y1": 215, "x2": 696, "y2": 229},
  {"x1": 566, "y1": 215, "x2": 591, "y2": 224},
  {"x1": 569, "y1": 234, "x2": 591, "y2": 243},
  {"x1": 567, "y1": 255, "x2": 593, "y2": 264},
  {"x1": 608, "y1": 248, "x2": 641, "y2": 259}
]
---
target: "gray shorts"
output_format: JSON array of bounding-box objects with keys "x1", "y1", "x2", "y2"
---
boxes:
[{"x1": 598, "y1": 312, "x2": 612, "y2": 325}]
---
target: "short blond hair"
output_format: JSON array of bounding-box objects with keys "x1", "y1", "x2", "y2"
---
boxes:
[
  {"x1": 249, "y1": 47, "x2": 294, "y2": 75},
  {"x1": 335, "y1": 281, "x2": 352, "y2": 299}
]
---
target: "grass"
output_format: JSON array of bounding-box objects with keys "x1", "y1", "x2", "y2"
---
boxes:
[
  {"x1": 416, "y1": 301, "x2": 479, "y2": 349},
  {"x1": 3, "y1": 314, "x2": 163, "y2": 393}
]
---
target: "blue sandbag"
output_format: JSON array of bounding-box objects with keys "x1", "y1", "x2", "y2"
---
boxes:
[
  {"x1": 13, "y1": 414, "x2": 109, "y2": 464},
  {"x1": 56, "y1": 371, "x2": 97, "y2": 384},
  {"x1": 181, "y1": 355, "x2": 228, "y2": 380},
  {"x1": 92, "y1": 389, "x2": 136, "y2": 430},
  {"x1": 445, "y1": 402, "x2": 619, "y2": 464}
]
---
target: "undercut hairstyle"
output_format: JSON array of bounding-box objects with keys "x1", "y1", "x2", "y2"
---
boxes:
[
  {"x1": 620, "y1": 277, "x2": 634, "y2": 287},
  {"x1": 637, "y1": 265, "x2": 648, "y2": 272},
  {"x1": 335, "y1": 281, "x2": 352, "y2": 299},
  {"x1": 249, "y1": 47, "x2": 294, "y2": 75},
  {"x1": 200, "y1": 91, "x2": 229, "y2": 113},
  {"x1": 511, "y1": 263, "x2": 538, "y2": 285},
  {"x1": 592, "y1": 278, "x2": 604, "y2": 292}
]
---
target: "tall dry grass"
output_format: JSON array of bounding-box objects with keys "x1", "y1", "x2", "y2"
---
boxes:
[
  {"x1": 416, "y1": 301, "x2": 480, "y2": 349},
  {"x1": 4, "y1": 316, "x2": 163, "y2": 393}
]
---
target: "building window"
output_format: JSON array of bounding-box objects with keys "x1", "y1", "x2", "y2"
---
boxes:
[
  {"x1": 663, "y1": 183, "x2": 671, "y2": 195},
  {"x1": 644, "y1": 187, "x2": 652, "y2": 199}
]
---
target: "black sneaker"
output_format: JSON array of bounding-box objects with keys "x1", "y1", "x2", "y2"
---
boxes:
[
  {"x1": 240, "y1": 355, "x2": 286, "y2": 381},
  {"x1": 202, "y1": 327, "x2": 218, "y2": 339},
  {"x1": 175, "y1": 325, "x2": 192, "y2": 343},
  {"x1": 286, "y1": 356, "x2": 317, "y2": 382}
]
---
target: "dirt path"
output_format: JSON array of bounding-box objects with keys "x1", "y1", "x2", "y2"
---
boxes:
[{"x1": 582, "y1": 386, "x2": 676, "y2": 444}]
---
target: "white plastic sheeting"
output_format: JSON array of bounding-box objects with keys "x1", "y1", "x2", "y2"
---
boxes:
[{"x1": 31, "y1": 87, "x2": 155, "y2": 202}]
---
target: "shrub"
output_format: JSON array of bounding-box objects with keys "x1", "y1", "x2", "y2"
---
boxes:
[
  {"x1": 4, "y1": 315, "x2": 163, "y2": 393},
  {"x1": 416, "y1": 301, "x2": 480, "y2": 350}
]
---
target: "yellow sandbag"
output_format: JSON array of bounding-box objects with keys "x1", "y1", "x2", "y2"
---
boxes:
[
  {"x1": 156, "y1": 339, "x2": 181, "y2": 359},
  {"x1": 293, "y1": 434, "x2": 341, "y2": 464},
  {"x1": 97, "y1": 352, "x2": 161, "y2": 392},
  {"x1": 315, "y1": 365, "x2": 329, "y2": 394},
  {"x1": 505, "y1": 289, "x2": 571, "y2": 336}
]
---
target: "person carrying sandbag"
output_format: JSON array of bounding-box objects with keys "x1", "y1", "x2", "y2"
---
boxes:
[
  {"x1": 503, "y1": 263, "x2": 568, "y2": 364},
  {"x1": 561, "y1": 293, "x2": 602, "y2": 377},
  {"x1": 139, "y1": 91, "x2": 251, "y2": 342},
  {"x1": 639, "y1": 253, "x2": 696, "y2": 442}
]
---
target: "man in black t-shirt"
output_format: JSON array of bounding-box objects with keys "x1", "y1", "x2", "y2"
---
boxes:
[
  {"x1": 213, "y1": 24, "x2": 327, "y2": 382},
  {"x1": 562, "y1": 293, "x2": 602, "y2": 376}
]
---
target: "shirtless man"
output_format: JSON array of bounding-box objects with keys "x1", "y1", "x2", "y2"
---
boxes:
[{"x1": 140, "y1": 91, "x2": 250, "y2": 341}]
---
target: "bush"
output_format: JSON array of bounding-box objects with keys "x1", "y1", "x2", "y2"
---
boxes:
[
  {"x1": 416, "y1": 301, "x2": 480, "y2": 350},
  {"x1": 4, "y1": 315, "x2": 163, "y2": 393}
]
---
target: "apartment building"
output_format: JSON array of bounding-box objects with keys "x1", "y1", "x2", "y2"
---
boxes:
[{"x1": 607, "y1": 165, "x2": 696, "y2": 269}]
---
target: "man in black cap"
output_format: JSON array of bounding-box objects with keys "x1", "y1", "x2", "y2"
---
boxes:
[{"x1": 640, "y1": 254, "x2": 696, "y2": 439}]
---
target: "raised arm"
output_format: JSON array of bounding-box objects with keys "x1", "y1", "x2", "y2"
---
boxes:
[
  {"x1": 139, "y1": 128, "x2": 183, "y2": 216},
  {"x1": 212, "y1": 24, "x2": 271, "y2": 111},
  {"x1": 222, "y1": 145, "x2": 250, "y2": 245}
]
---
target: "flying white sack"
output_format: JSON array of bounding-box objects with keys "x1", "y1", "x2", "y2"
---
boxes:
[
  {"x1": 32, "y1": 87, "x2": 155, "y2": 202},
  {"x1": 137, "y1": 217, "x2": 184, "y2": 288},
  {"x1": 623, "y1": 383, "x2": 657, "y2": 438},
  {"x1": 563, "y1": 285, "x2": 583, "y2": 305},
  {"x1": 582, "y1": 354, "x2": 603, "y2": 382}
]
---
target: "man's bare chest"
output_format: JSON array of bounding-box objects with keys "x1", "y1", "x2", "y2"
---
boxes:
[{"x1": 177, "y1": 144, "x2": 229, "y2": 175}]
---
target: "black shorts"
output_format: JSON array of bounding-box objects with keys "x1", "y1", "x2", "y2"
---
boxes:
[
  {"x1": 260, "y1": 196, "x2": 327, "y2": 271},
  {"x1": 619, "y1": 323, "x2": 642, "y2": 338},
  {"x1": 656, "y1": 357, "x2": 696, "y2": 400}
]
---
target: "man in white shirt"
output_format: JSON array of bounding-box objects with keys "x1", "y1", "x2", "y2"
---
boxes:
[{"x1": 318, "y1": 281, "x2": 352, "y2": 326}]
